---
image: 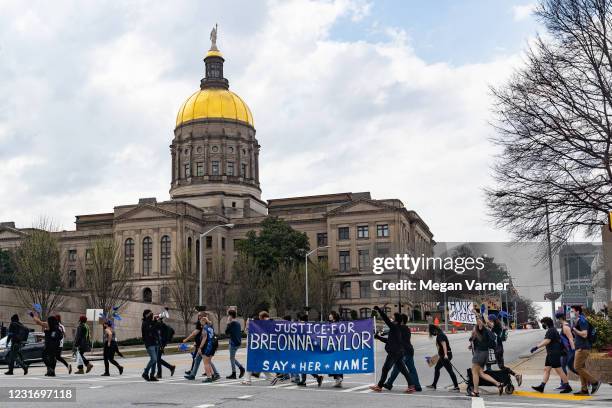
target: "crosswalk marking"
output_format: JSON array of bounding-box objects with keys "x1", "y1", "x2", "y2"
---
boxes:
[{"x1": 341, "y1": 384, "x2": 371, "y2": 393}]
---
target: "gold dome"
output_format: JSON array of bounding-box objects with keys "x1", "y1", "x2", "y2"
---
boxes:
[{"x1": 175, "y1": 88, "x2": 254, "y2": 128}]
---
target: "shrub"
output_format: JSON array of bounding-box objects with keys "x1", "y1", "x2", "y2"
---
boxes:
[{"x1": 587, "y1": 315, "x2": 612, "y2": 350}]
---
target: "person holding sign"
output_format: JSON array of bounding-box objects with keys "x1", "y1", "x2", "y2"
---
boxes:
[
  {"x1": 468, "y1": 317, "x2": 504, "y2": 397},
  {"x1": 369, "y1": 305, "x2": 413, "y2": 393}
]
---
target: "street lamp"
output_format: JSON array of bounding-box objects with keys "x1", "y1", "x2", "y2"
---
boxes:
[
  {"x1": 198, "y1": 223, "x2": 234, "y2": 307},
  {"x1": 304, "y1": 245, "x2": 329, "y2": 319}
]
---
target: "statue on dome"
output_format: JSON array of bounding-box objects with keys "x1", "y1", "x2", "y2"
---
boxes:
[{"x1": 210, "y1": 24, "x2": 218, "y2": 51}]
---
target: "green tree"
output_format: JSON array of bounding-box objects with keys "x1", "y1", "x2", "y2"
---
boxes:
[
  {"x1": 236, "y1": 217, "x2": 309, "y2": 272},
  {"x1": 0, "y1": 248, "x2": 16, "y2": 285}
]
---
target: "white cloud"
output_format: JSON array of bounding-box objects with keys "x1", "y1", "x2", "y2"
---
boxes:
[
  {"x1": 0, "y1": 0, "x2": 528, "y2": 242},
  {"x1": 512, "y1": 3, "x2": 537, "y2": 21}
]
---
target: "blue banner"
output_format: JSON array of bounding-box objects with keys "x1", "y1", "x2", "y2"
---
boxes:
[{"x1": 246, "y1": 319, "x2": 375, "y2": 374}]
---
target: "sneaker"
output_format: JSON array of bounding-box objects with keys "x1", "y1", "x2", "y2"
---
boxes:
[
  {"x1": 382, "y1": 383, "x2": 392, "y2": 391},
  {"x1": 226, "y1": 372, "x2": 237, "y2": 379},
  {"x1": 75, "y1": 369, "x2": 85, "y2": 375},
  {"x1": 316, "y1": 375, "x2": 323, "y2": 387},
  {"x1": 156, "y1": 373, "x2": 162, "y2": 379},
  {"x1": 554, "y1": 384, "x2": 565, "y2": 390},
  {"x1": 532, "y1": 384, "x2": 545, "y2": 393},
  {"x1": 414, "y1": 387, "x2": 422, "y2": 392},
  {"x1": 148, "y1": 376, "x2": 158, "y2": 382},
  {"x1": 184, "y1": 370, "x2": 191, "y2": 375},
  {"x1": 574, "y1": 389, "x2": 590, "y2": 396},
  {"x1": 405, "y1": 386, "x2": 416, "y2": 394},
  {"x1": 452, "y1": 386, "x2": 460, "y2": 391},
  {"x1": 142, "y1": 373, "x2": 149, "y2": 381},
  {"x1": 202, "y1": 377, "x2": 215, "y2": 383},
  {"x1": 239, "y1": 367, "x2": 245, "y2": 378},
  {"x1": 515, "y1": 374, "x2": 523, "y2": 387},
  {"x1": 591, "y1": 381, "x2": 601, "y2": 395},
  {"x1": 4, "y1": 371, "x2": 13, "y2": 375},
  {"x1": 369, "y1": 385, "x2": 383, "y2": 392},
  {"x1": 184, "y1": 375, "x2": 195, "y2": 380},
  {"x1": 101, "y1": 373, "x2": 110, "y2": 377},
  {"x1": 118, "y1": 366, "x2": 124, "y2": 375},
  {"x1": 170, "y1": 365, "x2": 175, "y2": 377},
  {"x1": 23, "y1": 366, "x2": 28, "y2": 375},
  {"x1": 86, "y1": 363, "x2": 93, "y2": 373},
  {"x1": 213, "y1": 373, "x2": 220, "y2": 380},
  {"x1": 426, "y1": 384, "x2": 436, "y2": 390},
  {"x1": 559, "y1": 384, "x2": 572, "y2": 394},
  {"x1": 241, "y1": 380, "x2": 251, "y2": 385}
]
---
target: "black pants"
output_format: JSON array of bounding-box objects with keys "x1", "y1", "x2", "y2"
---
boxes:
[
  {"x1": 7, "y1": 342, "x2": 27, "y2": 371},
  {"x1": 156, "y1": 347, "x2": 173, "y2": 376},
  {"x1": 432, "y1": 356, "x2": 458, "y2": 387},
  {"x1": 77, "y1": 347, "x2": 90, "y2": 368},
  {"x1": 378, "y1": 353, "x2": 410, "y2": 387},
  {"x1": 103, "y1": 344, "x2": 121, "y2": 374},
  {"x1": 43, "y1": 345, "x2": 58, "y2": 374},
  {"x1": 486, "y1": 347, "x2": 516, "y2": 376},
  {"x1": 55, "y1": 347, "x2": 69, "y2": 368}
]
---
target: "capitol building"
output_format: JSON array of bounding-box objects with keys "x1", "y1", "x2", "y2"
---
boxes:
[{"x1": 0, "y1": 34, "x2": 435, "y2": 321}]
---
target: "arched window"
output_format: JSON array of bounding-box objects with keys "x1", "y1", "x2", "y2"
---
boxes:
[
  {"x1": 142, "y1": 287, "x2": 152, "y2": 303},
  {"x1": 160, "y1": 286, "x2": 170, "y2": 304},
  {"x1": 160, "y1": 235, "x2": 171, "y2": 275},
  {"x1": 124, "y1": 238, "x2": 134, "y2": 274},
  {"x1": 142, "y1": 237, "x2": 152, "y2": 275}
]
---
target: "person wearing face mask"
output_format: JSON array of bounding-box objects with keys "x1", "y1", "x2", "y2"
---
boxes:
[
  {"x1": 555, "y1": 312, "x2": 577, "y2": 390},
  {"x1": 570, "y1": 305, "x2": 601, "y2": 395},
  {"x1": 529, "y1": 317, "x2": 572, "y2": 394},
  {"x1": 468, "y1": 317, "x2": 503, "y2": 397},
  {"x1": 141, "y1": 309, "x2": 161, "y2": 382}
]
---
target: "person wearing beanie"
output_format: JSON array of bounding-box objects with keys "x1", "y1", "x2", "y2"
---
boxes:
[
  {"x1": 4, "y1": 314, "x2": 29, "y2": 376},
  {"x1": 73, "y1": 315, "x2": 93, "y2": 374}
]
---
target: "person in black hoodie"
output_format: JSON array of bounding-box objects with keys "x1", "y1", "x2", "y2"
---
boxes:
[
  {"x1": 370, "y1": 306, "x2": 413, "y2": 393},
  {"x1": 141, "y1": 309, "x2": 161, "y2": 382},
  {"x1": 383, "y1": 313, "x2": 421, "y2": 391},
  {"x1": 4, "y1": 314, "x2": 28, "y2": 375},
  {"x1": 155, "y1": 319, "x2": 176, "y2": 379},
  {"x1": 31, "y1": 314, "x2": 62, "y2": 377},
  {"x1": 73, "y1": 315, "x2": 93, "y2": 374}
]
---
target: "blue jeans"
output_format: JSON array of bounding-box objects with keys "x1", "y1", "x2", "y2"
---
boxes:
[
  {"x1": 189, "y1": 353, "x2": 203, "y2": 377},
  {"x1": 229, "y1": 344, "x2": 244, "y2": 373},
  {"x1": 561, "y1": 349, "x2": 577, "y2": 376},
  {"x1": 386, "y1": 354, "x2": 421, "y2": 389},
  {"x1": 144, "y1": 345, "x2": 159, "y2": 376}
]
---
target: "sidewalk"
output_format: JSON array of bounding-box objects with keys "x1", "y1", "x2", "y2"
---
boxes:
[{"x1": 503, "y1": 350, "x2": 612, "y2": 402}]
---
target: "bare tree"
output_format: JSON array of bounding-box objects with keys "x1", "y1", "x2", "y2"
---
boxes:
[
  {"x1": 206, "y1": 256, "x2": 229, "y2": 331},
  {"x1": 81, "y1": 238, "x2": 132, "y2": 317},
  {"x1": 311, "y1": 259, "x2": 338, "y2": 320},
  {"x1": 268, "y1": 263, "x2": 304, "y2": 318},
  {"x1": 228, "y1": 255, "x2": 266, "y2": 325},
  {"x1": 487, "y1": 0, "x2": 612, "y2": 250},
  {"x1": 14, "y1": 220, "x2": 64, "y2": 318},
  {"x1": 170, "y1": 249, "x2": 197, "y2": 335}
]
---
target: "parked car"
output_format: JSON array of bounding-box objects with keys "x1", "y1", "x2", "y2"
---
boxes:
[{"x1": 0, "y1": 332, "x2": 45, "y2": 365}]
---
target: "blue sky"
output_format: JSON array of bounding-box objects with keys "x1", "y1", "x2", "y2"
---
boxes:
[{"x1": 331, "y1": 0, "x2": 539, "y2": 64}]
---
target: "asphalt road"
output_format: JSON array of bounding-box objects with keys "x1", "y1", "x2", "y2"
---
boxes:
[{"x1": 0, "y1": 329, "x2": 609, "y2": 408}]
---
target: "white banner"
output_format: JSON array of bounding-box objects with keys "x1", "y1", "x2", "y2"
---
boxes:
[{"x1": 448, "y1": 300, "x2": 477, "y2": 324}]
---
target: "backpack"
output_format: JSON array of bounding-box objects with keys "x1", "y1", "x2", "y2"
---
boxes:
[
  {"x1": 14, "y1": 323, "x2": 30, "y2": 343},
  {"x1": 587, "y1": 322, "x2": 597, "y2": 344},
  {"x1": 162, "y1": 323, "x2": 175, "y2": 345},
  {"x1": 210, "y1": 334, "x2": 219, "y2": 355}
]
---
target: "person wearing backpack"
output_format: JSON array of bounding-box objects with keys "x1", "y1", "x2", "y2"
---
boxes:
[
  {"x1": 529, "y1": 317, "x2": 572, "y2": 394},
  {"x1": 4, "y1": 314, "x2": 29, "y2": 376},
  {"x1": 74, "y1": 315, "x2": 93, "y2": 374},
  {"x1": 155, "y1": 320, "x2": 176, "y2": 379},
  {"x1": 571, "y1": 305, "x2": 601, "y2": 395},
  {"x1": 555, "y1": 312, "x2": 577, "y2": 389},
  {"x1": 200, "y1": 315, "x2": 218, "y2": 383}
]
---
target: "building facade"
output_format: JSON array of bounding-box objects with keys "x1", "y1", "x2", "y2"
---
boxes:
[{"x1": 0, "y1": 35, "x2": 435, "y2": 320}]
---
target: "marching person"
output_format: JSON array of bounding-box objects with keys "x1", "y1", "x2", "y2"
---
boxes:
[
  {"x1": 183, "y1": 317, "x2": 204, "y2": 376},
  {"x1": 468, "y1": 316, "x2": 504, "y2": 397},
  {"x1": 4, "y1": 314, "x2": 29, "y2": 375},
  {"x1": 327, "y1": 311, "x2": 344, "y2": 388},
  {"x1": 296, "y1": 313, "x2": 323, "y2": 387},
  {"x1": 570, "y1": 305, "x2": 601, "y2": 395},
  {"x1": 529, "y1": 317, "x2": 572, "y2": 393},
  {"x1": 384, "y1": 314, "x2": 421, "y2": 392},
  {"x1": 555, "y1": 312, "x2": 577, "y2": 390},
  {"x1": 200, "y1": 315, "x2": 218, "y2": 383},
  {"x1": 369, "y1": 305, "x2": 413, "y2": 393},
  {"x1": 426, "y1": 323, "x2": 459, "y2": 391},
  {"x1": 486, "y1": 315, "x2": 521, "y2": 386},
  {"x1": 101, "y1": 320, "x2": 123, "y2": 376},
  {"x1": 31, "y1": 313, "x2": 63, "y2": 377},
  {"x1": 54, "y1": 315, "x2": 71, "y2": 374},
  {"x1": 74, "y1": 315, "x2": 93, "y2": 374},
  {"x1": 156, "y1": 318, "x2": 176, "y2": 378},
  {"x1": 141, "y1": 309, "x2": 162, "y2": 382},
  {"x1": 225, "y1": 309, "x2": 245, "y2": 379}
]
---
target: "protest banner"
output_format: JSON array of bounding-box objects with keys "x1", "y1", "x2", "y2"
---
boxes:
[
  {"x1": 448, "y1": 300, "x2": 477, "y2": 324},
  {"x1": 246, "y1": 319, "x2": 375, "y2": 374}
]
